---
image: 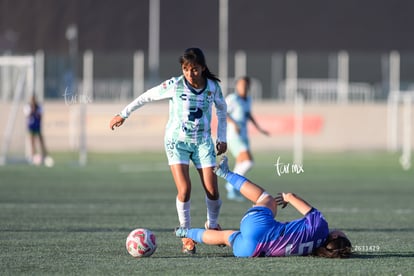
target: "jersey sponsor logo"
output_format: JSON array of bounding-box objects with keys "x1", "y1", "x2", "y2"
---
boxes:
[
  {"x1": 188, "y1": 107, "x2": 203, "y2": 122},
  {"x1": 179, "y1": 91, "x2": 213, "y2": 104},
  {"x1": 181, "y1": 108, "x2": 204, "y2": 133},
  {"x1": 179, "y1": 94, "x2": 187, "y2": 101}
]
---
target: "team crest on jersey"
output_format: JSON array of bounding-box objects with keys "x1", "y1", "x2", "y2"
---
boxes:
[{"x1": 206, "y1": 91, "x2": 213, "y2": 102}]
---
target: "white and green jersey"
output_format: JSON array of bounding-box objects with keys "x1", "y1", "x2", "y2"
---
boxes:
[
  {"x1": 119, "y1": 75, "x2": 227, "y2": 144},
  {"x1": 226, "y1": 93, "x2": 252, "y2": 140}
]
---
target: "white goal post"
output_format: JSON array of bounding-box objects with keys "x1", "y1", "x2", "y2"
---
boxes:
[
  {"x1": 0, "y1": 56, "x2": 34, "y2": 165},
  {"x1": 387, "y1": 90, "x2": 413, "y2": 170}
]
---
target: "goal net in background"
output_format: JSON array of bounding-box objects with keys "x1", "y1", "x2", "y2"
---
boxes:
[{"x1": 0, "y1": 56, "x2": 34, "y2": 165}]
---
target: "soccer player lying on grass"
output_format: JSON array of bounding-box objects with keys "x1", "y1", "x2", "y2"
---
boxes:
[{"x1": 175, "y1": 156, "x2": 352, "y2": 258}]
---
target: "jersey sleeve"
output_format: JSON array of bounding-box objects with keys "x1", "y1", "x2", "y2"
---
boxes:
[
  {"x1": 119, "y1": 77, "x2": 176, "y2": 119},
  {"x1": 213, "y1": 81, "x2": 227, "y2": 142}
]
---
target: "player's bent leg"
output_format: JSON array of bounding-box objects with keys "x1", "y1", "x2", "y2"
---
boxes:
[
  {"x1": 229, "y1": 151, "x2": 253, "y2": 201},
  {"x1": 201, "y1": 230, "x2": 235, "y2": 247},
  {"x1": 214, "y1": 155, "x2": 230, "y2": 178},
  {"x1": 197, "y1": 166, "x2": 220, "y2": 200},
  {"x1": 215, "y1": 156, "x2": 268, "y2": 204},
  {"x1": 196, "y1": 166, "x2": 222, "y2": 229},
  {"x1": 170, "y1": 164, "x2": 198, "y2": 253}
]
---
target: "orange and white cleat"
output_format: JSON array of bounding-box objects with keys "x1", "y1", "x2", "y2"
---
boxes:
[{"x1": 181, "y1": 237, "x2": 197, "y2": 254}]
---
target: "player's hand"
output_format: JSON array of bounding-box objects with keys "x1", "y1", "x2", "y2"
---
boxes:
[
  {"x1": 261, "y1": 129, "x2": 270, "y2": 136},
  {"x1": 275, "y1": 193, "x2": 288, "y2": 209},
  {"x1": 110, "y1": 115, "x2": 125, "y2": 130},
  {"x1": 235, "y1": 125, "x2": 241, "y2": 134},
  {"x1": 216, "y1": 142, "x2": 227, "y2": 155}
]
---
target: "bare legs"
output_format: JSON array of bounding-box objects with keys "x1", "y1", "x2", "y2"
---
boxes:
[
  {"x1": 29, "y1": 132, "x2": 48, "y2": 164},
  {"x1": 177, "y1": 156, "x2": 277, "y2": 247}
]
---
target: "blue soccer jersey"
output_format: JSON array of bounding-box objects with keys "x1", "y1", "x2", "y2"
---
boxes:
[
  {"x1": 229, "y1": 207, "x2": 329, "y2": 257},
  {"x1": 24, "y1": 104, "x2": 42, "y2": 132},
  {"x1": 226, "y1": 93, "x2": 252, "y2": 140}
]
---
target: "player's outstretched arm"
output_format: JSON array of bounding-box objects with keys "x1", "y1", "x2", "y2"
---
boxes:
[
  {"x1": 248, "y1": 113, "x2": 270, "y2": 136},
  {"x1": 109, "y1": 115, "x2": 125, "y2": 130},
  {"x1": 276, "y1": 192, "x2": 312, "y2": 216}
]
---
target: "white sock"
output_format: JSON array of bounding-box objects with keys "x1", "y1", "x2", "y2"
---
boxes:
[
  {"x1": 234, "y1": 160, "x2": 254, "y2": 176},
  {"x1": 205, "y1": 196, "x2": 222, "y2": 228},
  {"x1": 176, "y1": 197, "x2": 191, "y2": 228}
]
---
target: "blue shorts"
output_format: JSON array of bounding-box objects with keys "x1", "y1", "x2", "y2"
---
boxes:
[
  {"x1": 164, "y1": 138, "x2": 216, "y2": 169},
  {"x1": 228, "y1": 206, "x2": 275, "y2": 257}
]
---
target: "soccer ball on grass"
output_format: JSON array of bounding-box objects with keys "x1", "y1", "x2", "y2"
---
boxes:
[{"x1": 126, "y1": 228, "x2": 157, "y2": 258}]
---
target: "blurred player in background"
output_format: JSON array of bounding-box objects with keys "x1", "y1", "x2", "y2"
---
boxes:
[
  {"x1": 23, "y1": 95, "x2": 53, "y2": 167},
  {"x1": 225, "y1": 76, "x2": 269, "y2": 201},
  {"x1": 109, "y1": 48, "x2": 227, "y2": 254},
  {"x1": 176, "y1": 156, "x2": 352, "y2": 258}
]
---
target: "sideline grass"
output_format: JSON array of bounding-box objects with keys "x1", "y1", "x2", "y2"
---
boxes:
[{"x1": 0, "y1": 151, "x2": 413, "y2": 275}]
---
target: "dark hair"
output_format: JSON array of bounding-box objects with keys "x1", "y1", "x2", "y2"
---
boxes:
[
  {"x1": 238, "y1": 76, "x2": 251, "y2": 87},
  {"x1": 312, "y1": 235, "x2": 352, "y2": 258},
  {"x1": 179, "y1": 48, "x2": 220, "y2": 82}
]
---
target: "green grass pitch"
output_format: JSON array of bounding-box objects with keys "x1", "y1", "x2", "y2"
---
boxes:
[{"x1": 1, "y1": 151, "x2": 413, "y2": 275}]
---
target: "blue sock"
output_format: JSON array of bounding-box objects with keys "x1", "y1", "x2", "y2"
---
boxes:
[
  {"x1": 225, "y1": 172, "x2": 248, "y2": 191},
  {"x1": 187, "y1": 229, "x2": 205, "y2": 243}
]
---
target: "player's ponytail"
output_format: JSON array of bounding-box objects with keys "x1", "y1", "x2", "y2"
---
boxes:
[
  {"x1": 312, "y1": 235, "x2": 352, "y2": 258},
  {"x1": 179, "y1": 48, "x2": 221, "y2": 82}
]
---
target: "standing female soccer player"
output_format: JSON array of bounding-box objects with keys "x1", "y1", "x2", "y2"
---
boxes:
[
  {"x1": 225, "y1": 76, "x2": 269, "y2": 201},
  {"x1": 23, "y1": 95, "x2": 53, "y2": 166},
  {"x1": 109, "y1": 48, "x2": 227, "y2": 254},
  {"x1": 176, "y1": 156, "x2": 352, "y2": 258}
]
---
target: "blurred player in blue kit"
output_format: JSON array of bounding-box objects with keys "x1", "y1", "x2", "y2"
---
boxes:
[
  {"x1": 225, "y1": 76, "x2": 269, "y2": 201},
  {"x1": 110, "y1": 48, "x2": 227, "y2": 254},
  {"x1": 24, "y1": 95, "x2": 53, "y2": 166},
  {"x1": 176, "y1": 156, "x2": 352, "y2": 258}
]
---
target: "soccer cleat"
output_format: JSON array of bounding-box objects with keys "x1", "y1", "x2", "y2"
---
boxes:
[
  {"x1": 181, "y1": 238, "x2": 197, "y2": 254},
  {"x1": 175, "y1": 227, "x2": 188, "y2": 238},
  {"x1": 204, "y1": 221, "x2": 222, "y2": 231},
  {"x1": 214, "y1": 156, "x2": 229, "y2": 178}
]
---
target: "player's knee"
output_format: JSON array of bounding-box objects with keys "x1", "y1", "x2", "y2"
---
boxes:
[
  {"x1": 243, "y1": 160, "x2": 254, "y2": 171},
  {"x1": 255, "y1": 192, "x2": 277, "y2": 214},
  {"x1": 177, "y1": 191, "x2": 191, "y2": 202},
  {"x1": 205, "y1": 191, "x2": 220, "y2": 200}
]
